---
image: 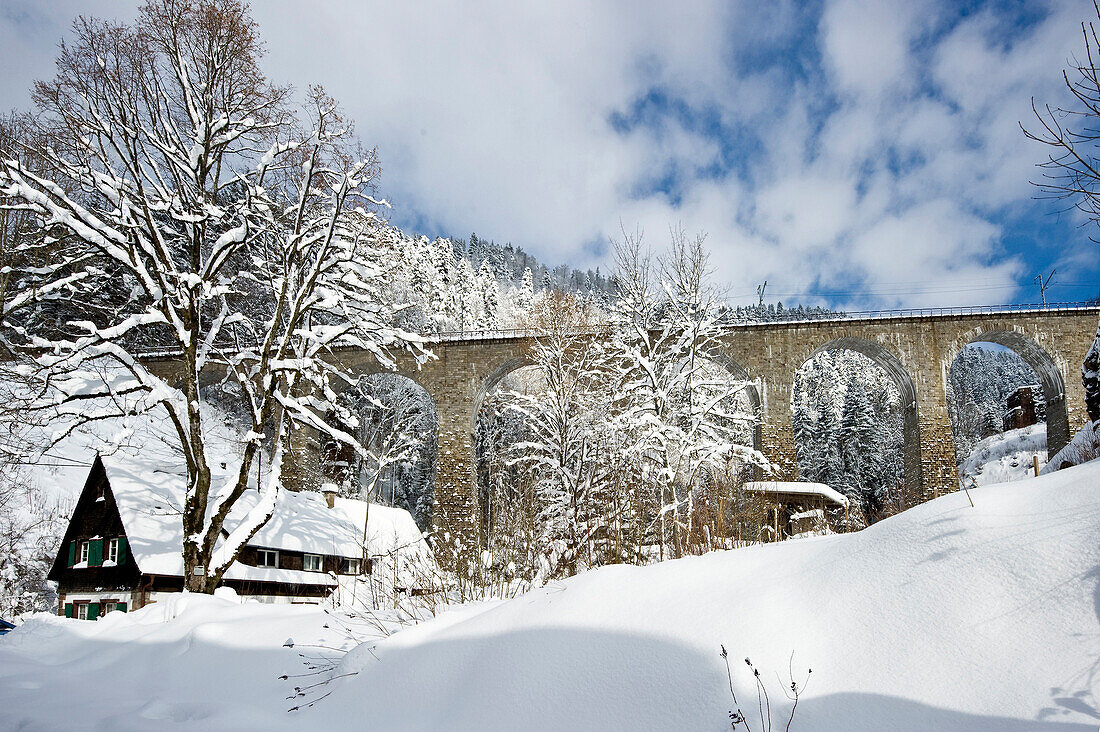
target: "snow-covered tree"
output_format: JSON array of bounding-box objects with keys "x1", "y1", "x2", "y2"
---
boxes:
[
  {"x1": 1024, "y1": 2, "x2": 1100, "y2": 435},
  {"x1": 606, "y1": 228, "x2": 766, "y2": 558},
  {"x1": 0, "y1": 0, "x2": 426, "y2": 592},
  {"x1": 476, "y1": 377, "x2": 540, "y2": 583},
  {"x1": 514, "y1": 267, "x2": 535, "y2": 317},
  {"x1": 326, "y1": 374, "x2": 436, "y2": 530},
  {"x1": 792, "y1": 350, "x2": 905, "y2": 524},
  {"x1": 947, "y1": 345, "x2": 1045, "y2": 462},
  {"x1": 505, "y1": 291, "x2": 636, "y2": 580},
  {"x1": 477, "y1": 259, "x2": 500, "y2": 330},
  {"x1": 1085, "y1": 321, "x2": 1100, "y2": 428},
  {"x1": 839, "y1": 380, "x2": 882, "y2": 515},
  {"x1": 455, "y1": 257, "x2": 479, "y2": 331},
  {"x1": 0, "y1": 470, "x2": 67, "y2": 619}
]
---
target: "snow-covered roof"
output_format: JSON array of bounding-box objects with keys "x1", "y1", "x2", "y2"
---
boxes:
[
  {"x1": 99, "y1": 451, "x2": 427, "y2": 583},
  {"x1": 742, "y1": 481, "x2": 850, "y2": 507},
  {"x1": 245, "y1": 490, "x2": 426, "y2": 561}
]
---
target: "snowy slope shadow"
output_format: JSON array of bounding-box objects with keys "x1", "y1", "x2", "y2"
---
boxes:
[
  {"x1": 315, "y1": 624, "x2": 1099, "y2": 731},
  {"x1": 314, "y1": 627, "x2": 729, "y2": 730},
  {"x1": 1037, "y1": 565, "x2": 1100, "y2": 723},
  {"x1": 0, "y1": 603, "x2": 349, "y2": 731},
  {"x1": 801, "y1": 693, "x2": 1098, "y2": 731}
]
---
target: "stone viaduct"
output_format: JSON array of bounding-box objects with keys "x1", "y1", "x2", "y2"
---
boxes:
[{"x1": 325, "y1": 305, "x2": 1098, "y2": 544}]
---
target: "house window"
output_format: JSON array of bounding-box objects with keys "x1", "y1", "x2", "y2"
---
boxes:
[
  {"x1": 104, "y1": 601, "x2": 117, "y2": 614},
  {"x1": 342, "y1": 558, "x2": 361, "y2": 575},
  {"x1": 79, "y1": 541, "x2": 90, "y2": 563},
  {"x1": 303, "y1": 554, "x2": 323, "y2": 572},
  {"x1": 76, "y1": 603, "x2": 89, "y2": 620},
  {"x1": 257, "y1": 549, "x2": 279, "y2": 568},
  {"x1": 106, "y1": 538, "x2": 119, "y2": 564}
]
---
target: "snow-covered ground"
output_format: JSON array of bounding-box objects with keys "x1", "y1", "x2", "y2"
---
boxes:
[
  {"x1": 3, "y1": 460, "x2": 1099, "y2": 730},
  {"x1": 0, "y1": 591, "x2": 404, "y2": 730},
  {"x1": 958, "y1": 423, "x2": 1048, "y2": 486}
]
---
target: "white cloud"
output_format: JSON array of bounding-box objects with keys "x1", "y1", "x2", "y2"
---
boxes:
[
  {"x1": 247, "y1": 1, "x2": 735, "y2": 268},
  {"x1": 0, "y1": 0, "x2": 1092, "y2": 308},
  {"x1": 819, "y1": 0, "x2": 932, "y2": 98},
  {"x1": 847, "y1": 199, "x2": 1020, "y2": 307}
]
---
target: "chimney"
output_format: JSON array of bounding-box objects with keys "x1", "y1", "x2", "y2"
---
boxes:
[{"x1": 321, "y1": 485, "x2": 338, "y2": 509}]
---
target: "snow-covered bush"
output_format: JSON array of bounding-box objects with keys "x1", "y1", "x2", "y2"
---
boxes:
[
  {"x1": 1042, "y1": 421, "x2": 1100, "y2": 474},
  {"x1": 0, "y1": 473, "x2": 67, "y2": 619}
]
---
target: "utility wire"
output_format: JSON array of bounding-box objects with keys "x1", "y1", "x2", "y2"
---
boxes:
[{"x1": 725, "y1": 279, "x2": 1100, "y2": 301}]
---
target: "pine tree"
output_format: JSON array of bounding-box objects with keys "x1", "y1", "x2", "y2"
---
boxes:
[
  {"x1": 478, "y1": 259, "x2": 500, "y2": 330},
  {"x1": 840, "y1": 380, "x2": 881, "y2": 518},
  {"x1": 515, "y1": 267, "x2": 535, "y2": 316},
  {"x1": 456, "y1": 257, "x2": 480, "y2": 331}
]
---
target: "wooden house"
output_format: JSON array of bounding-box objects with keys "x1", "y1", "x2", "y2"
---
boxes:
[{"x1": 48, "y1": 454, "x2": 430, "y2": 619}]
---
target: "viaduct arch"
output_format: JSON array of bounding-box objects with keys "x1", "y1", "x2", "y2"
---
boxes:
[
  {"x1": 798, "y1": 336, "x2": 921, "y2": 495},
  {"x1": 318, "y1": 306, "x2": 1098, "y2": 550}
]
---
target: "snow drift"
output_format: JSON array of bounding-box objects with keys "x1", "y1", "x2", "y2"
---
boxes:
[
  {"x1": 0, "y1": 593, "x2": 361, "y2": 730},
  {"x1": 2, "y1": 461, "x2": 1099, "y2": 730},
  {"x1": 310, "y1": 460, "x2": 1100, "y2": 731}
]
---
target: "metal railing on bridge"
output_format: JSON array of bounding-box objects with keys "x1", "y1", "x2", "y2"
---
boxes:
[{"x1": 430, "y1": 300, "x2": 1100, "y2": 342}]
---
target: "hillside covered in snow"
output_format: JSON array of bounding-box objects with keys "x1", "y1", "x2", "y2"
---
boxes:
[
  {"x1": 958, "y1": 423, "x2": 1048, "y2": 487},
  {"x1": 3, "y1": 460, "x2": 1098, "y2": 730}
]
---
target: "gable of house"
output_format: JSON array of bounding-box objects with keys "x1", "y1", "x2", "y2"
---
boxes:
[{"x1": 47, "y1": 455, "x2": 140, "y2": 588}]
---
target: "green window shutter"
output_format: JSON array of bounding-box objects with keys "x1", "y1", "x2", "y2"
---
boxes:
[
  {"x1": 86, "y1": 603, "x2": 100, "y2": 621},
  {"x1": 89, "y1": 539, "x2": 103, "y2": 567},
  {"x1": 67, "y1": 542, "x2": 76, "y2": 567},
  {"x1": 64, "y1": 603, "x2": 73, "y2": 618},
  {"x1": 116, "y1": 602, "x2": 127, "y2": 613},
  {"x1": 117, "y1": 537, "x2": 127, "y2": 565}
]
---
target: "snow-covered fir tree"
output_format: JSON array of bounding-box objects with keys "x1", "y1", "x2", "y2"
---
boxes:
[
  {"x1": 792, "y1": 350, "x2": 904, "y2": 525},
  {"x1": 477, "y1": 260, "x2": 501, "y2": 330}
]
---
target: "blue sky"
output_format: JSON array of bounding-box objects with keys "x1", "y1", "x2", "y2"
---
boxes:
[{"x1": 2, "y1": 0, "x2": 1098, "y2": 309}]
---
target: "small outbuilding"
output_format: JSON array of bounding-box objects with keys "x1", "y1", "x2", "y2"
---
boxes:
[
  {"x1": 48, "y1": 453, "x2": 431, "y2": 619},
  {"x1": 742, "y1": 481, "x2": 850, "y2": 538}
]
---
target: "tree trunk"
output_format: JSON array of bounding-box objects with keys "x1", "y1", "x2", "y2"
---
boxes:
[{"x1": 182, "y1": 465, "x2": 215, "y2": 593}]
